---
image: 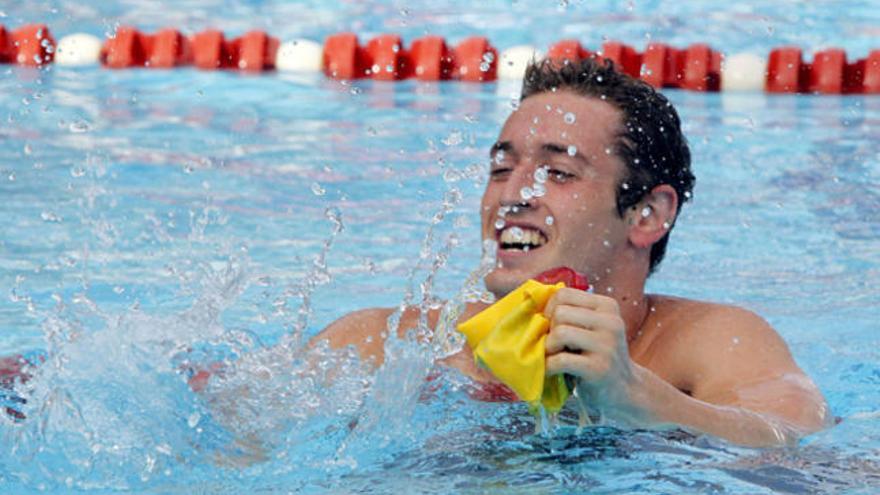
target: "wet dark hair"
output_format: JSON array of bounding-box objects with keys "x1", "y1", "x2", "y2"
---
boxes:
[{"x1": 521, "y1": 57, "x2": 695, "y2": 274}]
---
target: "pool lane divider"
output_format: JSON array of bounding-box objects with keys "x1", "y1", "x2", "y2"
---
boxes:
[{"x1": 2, "y1": 24, "x2": 880, "y2": 94}]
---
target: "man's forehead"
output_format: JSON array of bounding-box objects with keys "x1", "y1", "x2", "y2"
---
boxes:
[{"x1": 499, "y1": 91, "x2": 622, "y2": 145}]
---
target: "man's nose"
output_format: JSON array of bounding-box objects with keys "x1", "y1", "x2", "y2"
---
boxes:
[{"x1": 499, "y1": 164, "x2": 539, "y2": 209}]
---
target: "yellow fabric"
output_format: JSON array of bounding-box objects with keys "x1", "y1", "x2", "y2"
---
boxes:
[{"x1": 457, "y1": 279, "x2": 570, "y2": 412}]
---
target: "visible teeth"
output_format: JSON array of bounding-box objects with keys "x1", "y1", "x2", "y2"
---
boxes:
[{"x1": 499, "y1": 226, "x2": 546, "y2": 248}]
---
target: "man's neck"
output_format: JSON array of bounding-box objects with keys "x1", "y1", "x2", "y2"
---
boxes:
[{"x1": 591, "y1": 255, "x2": 652, "y2": 344}]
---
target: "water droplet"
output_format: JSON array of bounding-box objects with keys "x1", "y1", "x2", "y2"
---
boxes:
[
  {"x1": 641, "y1": 206, "x2": 651, "y2": 218},
  {"x1": 7, "y1": 171, "x2": 15, "y2": 181},
  {"x1": 494, "y1": 218, "x2": 506, "y2": 229},
  {"x1": 545, "y1": 216, "x2": 554, "y2": 225},
  {"x1": 311, "y1": 182, "x2": 325, "y2": 196},
  {"x1": 604, "y1": 147, "x2": 612, "y2": 155},
  {"x1": 567, "y1": 145, "x2": 577, "y2": 156},
  {"x1": 622, "y1": 182, "x2": 630, "y2": 190},
  {"x1": 112, "y1": 286, "x2": 125, "y2": 294},
  {"x1": 443, "y1": 168, "x2": 460, "y2": 183},
  {"x1": 442, "y1": 130, "x2": 463, "y2": 147},
  {"x1": 534, "y1": 166, "x2": 548, "y2": 183},
  {"x1": 69, "y1": 119, "x2": 92, "y2": 133},
  {"x1": 510, "y1": 226, "x2": 524, "y2": 241},
  {"x1": 662, "y1": 221, "x2": 671, "y2": 229},
  {"x1": 684, "y1": 191, "x2": 692, "y2": 199},
  {"x1": 520, "y1": 187, "x2": 534, "y2": 200},
  {"x1": 187, "y1": 412, "x2": 201, "y2": 428},
  {"x1": 564, "y1": 112, "x2": 576, "y2": 124},
  {"x1": 532, "y1": 183, "x2": 546, "y2": 197},
  {"x1": 23, "y1": 143, "x2": 32, "y2": 155},
  {"x1": 40, "y1": 211, "x2": 61, "y2": 222},
  {"x1": 70, "y1": 165, "x2": 86, "y2": 177},
  {"x1": 603, "y1": 240, "x2": 612, "y2": 248}
]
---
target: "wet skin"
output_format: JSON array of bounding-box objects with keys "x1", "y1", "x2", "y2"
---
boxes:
[{"x1": 318, "y1": 90, "x2": 830, "y2": 447}]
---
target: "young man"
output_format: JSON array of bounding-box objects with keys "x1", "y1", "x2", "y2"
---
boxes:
[{"x1": 318, "y1": 58, "x2": 829, "y2": 447}]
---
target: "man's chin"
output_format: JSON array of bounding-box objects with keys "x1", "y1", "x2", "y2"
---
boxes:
[{"x1": 484, "y1": 267, "x2": 535, "y2": 298}]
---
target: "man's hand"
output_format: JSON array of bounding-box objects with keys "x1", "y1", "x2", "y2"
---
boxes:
[
  {"x1": 1, "y1": 354, "x2": 32, "y2": 388},
  {"x1": 543, "y1": 288, "x2": 650, "y2": 425},
  {"x1": 541, "y1": 289, "x2": 829, "y2": 446},
  {"x1": 1, "y1": 354, "x2": 33, "y2": 421}
]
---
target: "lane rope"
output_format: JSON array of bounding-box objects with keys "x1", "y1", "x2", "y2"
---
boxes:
[{"x1": 2, "y1": 24, "x2": 879, "y2": 93}]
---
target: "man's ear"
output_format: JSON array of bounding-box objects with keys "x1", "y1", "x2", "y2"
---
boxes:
[{"x1": 626, "y1": 184, "x2": 679, "y2": 249}]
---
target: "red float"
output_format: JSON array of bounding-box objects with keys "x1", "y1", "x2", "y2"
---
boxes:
[
  {"x1": 366, "y1": 34, "x2": 409, "y2": 80},
  {"x1": 452, "y1": 36, "x2": 497, "y2": 82},
  {"x1": 547, "y1": 39, "x2": 591, "y2": 63},
  {"x1": 600, "y1": 41, "x2": 641, "y2": 78},
  {"x1": 191, "y1": 29, "x2": 231, "y2": 69},
  {"x1": 766, "y1": 47, "x2": 806, "y2": 93},
  {"x1": 409, "y1": 35, "x2": 452, "y2": 81},
  {"x1": 101, "y1": 26, "x2": 146, "y2": 68},
  {"x1": 0, "y1": 25, "x2": 10, "y2": 63},
  {"x1": 234, "y1": 30, "x2": 278, "y2": 71},
  {"x1": 862, "y1": 50, "x2": 880, "y2": 93},
  {"x1": 6, "y1": 24, "x2": 56, "y2": 66},
  {"x1": 641, "y1": 43, "x2": 683, "y2": 88},
  {"x1": 323, "y1": 32, "x2": 369, "y2": 79},
  {"x1": 149, "y1": 29, "x2": 191, "y2": 68},
  {"x1": 809, "y1": 48, "x2": 846, "y2": 94},
  {"x1": 680, "y1": 44, "x2": 721, "y2": 92}
]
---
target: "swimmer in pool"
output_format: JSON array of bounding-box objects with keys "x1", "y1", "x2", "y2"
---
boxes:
[
  {"x1": 316, "y1": 57, "x2": 830, "y2": 447},
  {"x1": 1, "y1": 57, "x2": 829, "y2": 448}
]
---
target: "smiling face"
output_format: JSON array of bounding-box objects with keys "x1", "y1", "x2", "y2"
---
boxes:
[{"x1": 482, "y1": 90, "x2": 631, "y2": 297}]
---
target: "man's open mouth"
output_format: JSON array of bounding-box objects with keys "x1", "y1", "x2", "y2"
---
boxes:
[{"x1": 498, "y1": 225, "x2": 547, "y2": 252}]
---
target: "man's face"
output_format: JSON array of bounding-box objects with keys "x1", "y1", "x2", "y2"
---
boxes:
[{"x1": 481, "y1": 90, "x2": 630, "y2": 297}]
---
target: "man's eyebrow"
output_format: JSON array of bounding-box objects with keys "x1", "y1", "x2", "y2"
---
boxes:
[
  {"x1": 540, "y1": 142, "x2": 591, "y2": 165},
  {"x1": 489, "y1": 141, "x2": 512, "y2": 156}
]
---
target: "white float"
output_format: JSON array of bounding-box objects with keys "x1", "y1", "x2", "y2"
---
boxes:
[
  {"x1": 54, "y1": 33, "x2": 103, "y2": 66},
  {"x1": 498, "y1": 45, "x2": 543, "y2": 80},
  {"x1": 721, "y1": 53, "x2": 767, "y2": 92},
  {"x1": 275, "y1": 39, "x2": 323, "y2": 72}
]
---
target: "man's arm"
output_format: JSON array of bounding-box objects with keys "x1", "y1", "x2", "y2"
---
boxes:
[
  {"x1": 313, "y1": 307, "x2": 398, "y2": 367},
  {"x1": 544, "y1": 289, "x2": 829, "y2": 447}
]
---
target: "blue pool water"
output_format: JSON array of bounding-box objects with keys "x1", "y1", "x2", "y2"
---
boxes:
[{"x1": 2, "y1": 1, "x2": 880, "y2": 493}]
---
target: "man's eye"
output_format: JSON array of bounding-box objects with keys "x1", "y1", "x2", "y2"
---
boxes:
[
  {"x1": 490, "y1": 168, "x2": 512, "y2": 179},
  {"x1": 549, "y1": 169, "x2": 575, "y2": 182}
]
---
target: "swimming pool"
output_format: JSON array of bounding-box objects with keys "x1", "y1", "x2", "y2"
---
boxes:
[{"x1": 2, "y1": 1, "x2": 880, "y2": 492}]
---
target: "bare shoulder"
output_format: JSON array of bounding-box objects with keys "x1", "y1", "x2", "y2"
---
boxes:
[{"x1": 641, "y1": 295, "x2": 802, "y2": 398}]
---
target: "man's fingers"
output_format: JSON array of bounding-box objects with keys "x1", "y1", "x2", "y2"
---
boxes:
[
  {"x1": 544, "y1": 288, "x2": 619, "y2": 318},
  {"x1": 546, "y1": 352, "x2": 606, "y2": 381},
  {"x1": 545, "y1": 324, "x2": 603, "y2": 354},
  {"x1": 546, "y1": 303, "x2": 624, "y2": 333}
]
